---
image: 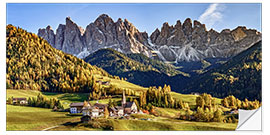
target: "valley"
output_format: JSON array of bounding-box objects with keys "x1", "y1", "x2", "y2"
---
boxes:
[{"x1": 6, "y1": 12, "x2": 262, "y2": 131}]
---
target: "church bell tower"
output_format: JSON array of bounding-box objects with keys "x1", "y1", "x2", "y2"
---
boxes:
[{"x1": 122, "y1": 90, "x2": 126, "y2": 107}]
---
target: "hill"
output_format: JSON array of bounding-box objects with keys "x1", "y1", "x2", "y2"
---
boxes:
[
  {"x1": 126, "y1": 53, "x2": 188, "y2": 76},
  {"x1": 183, "y1": 41, "x2": 262, "y2": 101},
  {"x1": 84, "y1": 48, "x2": 189, "y2": 88},
  {"x1": 6, "y1": 25, "x2": 109, "y2": 93}
]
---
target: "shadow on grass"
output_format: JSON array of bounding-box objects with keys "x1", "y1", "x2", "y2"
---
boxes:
[
  {"x1": 62, "y1": 121, "x2": 82, "y2": 127},
  {"x1": 66, "y1": 113, "x2": 83, "y2": 117}
]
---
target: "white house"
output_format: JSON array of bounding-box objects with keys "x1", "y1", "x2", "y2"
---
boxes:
[{"x1": 92, "y1": 107, "x2": 100, "y2": 118}]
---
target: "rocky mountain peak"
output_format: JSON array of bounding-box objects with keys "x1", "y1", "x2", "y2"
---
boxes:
[
  {"x1": 182, "y1": 18, "x2": 193, "y2": 40},
  {"x1": 221, "y1": 29, "x2": 231, "y2": 34},
  {"x1": 150, "y1": 28, "x2": 161, "y2": 43},
  {"x1": 38, "y1": 25, "x2": 55, "y2": 46},
  {"x1": 175, "y1": 20, "x2": 182, "y2": 30},
  {"x1": 46, "y1": 25, "x2": 53, "y2": 31},
  {"x1": 39, "y1": 14, "x2": 151, "y2": 58},
  {"x1": 66, "y1": 17, "x2": 75, "y2": 25},
  {"x1": 150, "y1": 18, "x2": 261, "y2": 62},
  {"x1": 193, "y1": 20, "x2": 206, "y2": 31}
]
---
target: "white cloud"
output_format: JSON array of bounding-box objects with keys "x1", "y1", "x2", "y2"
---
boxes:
[{"x1": 199, "y1": 3, "x2": 226, "y2": 29}]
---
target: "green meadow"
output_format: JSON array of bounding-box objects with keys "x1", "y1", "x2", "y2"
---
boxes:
[{"x1": 6, "y1": 89, "x2": 237, "y2": 131}]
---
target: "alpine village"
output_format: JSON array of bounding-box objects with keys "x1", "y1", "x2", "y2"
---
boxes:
[{"x1": 6, "y1": 13, "x2": 262, "y2": 131}]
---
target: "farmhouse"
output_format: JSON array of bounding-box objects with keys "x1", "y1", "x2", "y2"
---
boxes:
[
  {"x1": 109, "y1": 106, "x2": 124, "y2": 117},
  {"x1": 82, "y1": 102, "x2": 92, "y2": 116},
  {"x1": 70, "y1": 102, "x2": 91, "y2": 114},
  {"x1": 102, "y1": 81, "x2": 110, "y2": 86},
  {"x1": 96, "y1": 80, "x2": 110, "y2": 86},
  {"x1": 191, "y1": 92, "x2": 200, "y2": 95},
  {"x1": 12, "y1": 98, "x2": 28, "y2": 105}
]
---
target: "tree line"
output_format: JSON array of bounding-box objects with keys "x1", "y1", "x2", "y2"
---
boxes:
[{"x1": 7, "y1": 93, "x2": 64, "y2": 110}]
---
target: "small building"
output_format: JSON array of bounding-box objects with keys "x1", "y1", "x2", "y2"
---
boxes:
[
  {"x1": 191, "y1": 92, "x2": 200, "y2": 96},
  {"x1": 96, "y1": 80, "x2": 102, "y2": 85},
  {"x1": 70, "y1": 102, "x2": 89, "y2": 114},
  {"x1": 91, "y1": 106, "x2": 100, "y2": 118},
  {"x1": 102, "y1": 81, "x2": 110, "y2": 86},
  {"x1": 109, "y1": 107, "x2": 117, "y2": 116},
  {"x1": 115, "y1": 106, "x2": 124, "y2": 116},
  {"x1": 94, "y1": 103, "x2": 108, "y2": 113},
  {"x1": 12, "y1": 98, "x2": 28, "y2": 105},
  {"x1": 124, "y1": 102, "x2": 138, "y2": 114},
  {"x1": 82, "y1": 102, "x2": 92, "y2": 116},
  {"x1": 109, "y1": 106, "x2": 124, "y2": 117},
  {"x1": 230, "y1": 109, "x2": 239, "y2": 114}
]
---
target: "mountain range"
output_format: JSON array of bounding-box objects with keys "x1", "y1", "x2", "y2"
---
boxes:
[
  {"x1": 35, "y1": 14, "x2": 262, "y2": 100},
  {"x1": 38, "y1": 14, "x2": 261, "y2": 62}
]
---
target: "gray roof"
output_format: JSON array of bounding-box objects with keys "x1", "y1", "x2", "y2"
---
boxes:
[
  {"x1": 70, "y1": 102, "x2": 84, "y2": 107},
  {"x1": 13, "y1": 98, "x2": 27, "y2": 101},
  {"x1": 125, "y1": 102, "x2": 134, "y2": 108},
  {"x1": 94, "y1": 103, "x2": 108, "y2": 109},
  {"x1": 115, "y1": 106, "x2": 123, "y2": 110}
]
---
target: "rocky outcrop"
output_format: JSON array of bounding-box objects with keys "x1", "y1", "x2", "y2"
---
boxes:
[
  {"x1": 38, "y1": 25, "x2": 55, "y2": 46},
  {"x1": 38, "y1": 14, "x2": 151, "y2": 58},
  {"x1": 150, "y1": 18, "x2": 261, "y2": 62},
  {"x1": 61, "y1": 17, "x2": 85, "y2": 55},
  {"x1": 55, "y1": 24, "x2": 65, "y2": 50}
]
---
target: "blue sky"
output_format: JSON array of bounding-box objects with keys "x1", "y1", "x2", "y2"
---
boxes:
[{"x1": 6, "y1": 3, "x2": 261, "y2": 34}]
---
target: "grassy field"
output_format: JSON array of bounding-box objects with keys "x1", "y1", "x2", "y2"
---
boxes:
[
  {"x1": 171, "y1": 92, "x2": 222, "y2": 105},
  {"x1": 6, "y1": 105, "x2": 81, "y2": 130},
  {"x1": 49, "y1": 117, "x2": 236, "y2": 131},
  {"x1": 7, "y1": 89, "x2": 89, "y2": 109},
  {"x1": 111, "y1": 119, "x2": 236, "y2": 131},
  {"x1": 7, "y1": 89, "x2": 126, "y2": 108},
  {"x1": 7, "y1": 104, "x2": 237, "y2": 131},
  {"x1": 94, "y1": 74, "x2": 148, "y2": 92},
  {"x1": 6, "y1": 89, "x2": 235, "y2": 131}
]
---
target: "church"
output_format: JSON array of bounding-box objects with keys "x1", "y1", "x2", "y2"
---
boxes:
[{"x1": 121, "y1": 90, "x2": 138, "y2": 114}]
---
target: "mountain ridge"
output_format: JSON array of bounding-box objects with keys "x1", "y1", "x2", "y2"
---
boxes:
[
  {"x1": 38, "y1": 14, "x2": 261, "y2": 62},
  {"x1": 83, "y1": 48, "x2": 189, "y2": 88}
]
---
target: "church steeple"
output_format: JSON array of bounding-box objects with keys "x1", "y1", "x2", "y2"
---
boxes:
[{"x1": 122, "y1": 90, "x2": 126, "y2": 107}]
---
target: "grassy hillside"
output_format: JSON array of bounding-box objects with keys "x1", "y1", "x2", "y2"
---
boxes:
[
  {"x1": 183, "y1": 41, "x2": 262, "y2": 101},
  {"x1": 6, "y1": 25, "x2": 109, "y2": 93},
  {"x1": 127, "y1": 53, "x2": 188, "y2": 76}
]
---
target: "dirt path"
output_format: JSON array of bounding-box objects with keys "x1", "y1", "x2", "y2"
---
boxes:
[{"x1": 42, "y1": 125, "x2": 60, "y2": 131}]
